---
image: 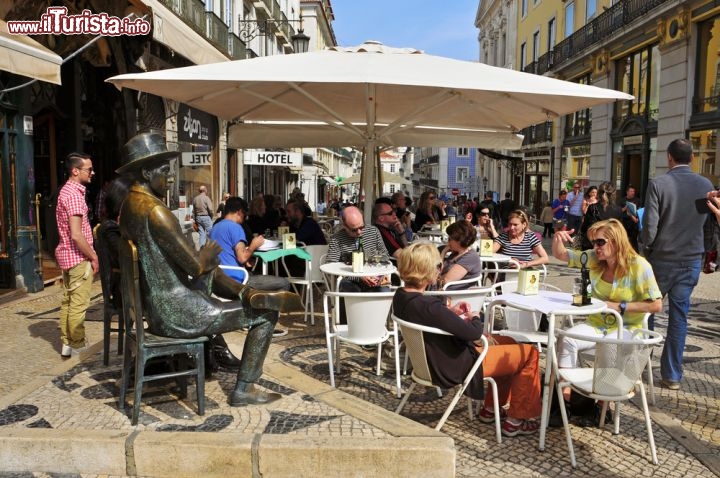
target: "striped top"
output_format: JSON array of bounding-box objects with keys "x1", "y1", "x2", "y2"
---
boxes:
[
  {"x1": 494, "y1": 230, "x2": 540, "y2": 262},
  {"x1": 324, "y1": 225, "x2": 389, "y2": 264}
]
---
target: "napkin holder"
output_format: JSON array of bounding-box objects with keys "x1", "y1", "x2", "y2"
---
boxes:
[
  {"x1": 282, "y1": 233, "x2": 296, "y2": 250},
  {"x1": 351, "y1": 250, "x2": 364, "y2": 272},
  {"x1": 440, "y1": 219, "x2": 450, "y2": 233},
  {"x1": 516, "y1": 268, "x2": 540, "y2": 295},
  {"x1": 479, "y1": 239, "x2": 494, "y2": 257}
]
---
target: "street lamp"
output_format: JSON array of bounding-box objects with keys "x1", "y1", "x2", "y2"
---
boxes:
[
  {"x1": 482, "y1": 176, "x2": 488, "y2": 194},
  {"x1": 238, "y1": 15, "x2": 310, "y2": 53}
]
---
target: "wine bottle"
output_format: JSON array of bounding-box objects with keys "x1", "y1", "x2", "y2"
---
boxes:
[{"x1": 580, "y1": 251, "x2": 592, "y2": 305}]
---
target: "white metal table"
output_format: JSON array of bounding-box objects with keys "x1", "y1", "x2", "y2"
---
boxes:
[{"x1": 486, "y1": 290, "x2": 606, "y2": 451}]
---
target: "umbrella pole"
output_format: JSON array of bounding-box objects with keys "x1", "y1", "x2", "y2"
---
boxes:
[{"x1": 361, "y1": 140, "x2": 376, "y2": 222}]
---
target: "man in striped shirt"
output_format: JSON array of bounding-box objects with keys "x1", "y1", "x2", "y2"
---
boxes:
[
  {"x1": 55, "y1": 152, "x2": 99, "y2": 357},
  {"x1": 324, "y1": 206, "x2": 390, "y2": 323}
]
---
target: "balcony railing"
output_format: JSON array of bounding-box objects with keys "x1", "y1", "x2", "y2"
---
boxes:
[
  {"x1": 521, "y1": 122, "x2": 554, "y2": 146},
  {"x1": 534, "y1": 0, "x2": 669, "y2": 74},
  {"x1": 228, "y1": 33, "x2": 247, "y2": 60},
  {"x1": 206, "y1": 12, "x2": 228, "y2": 51}
]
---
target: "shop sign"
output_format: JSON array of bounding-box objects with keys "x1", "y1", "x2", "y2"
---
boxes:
[
  {"x1": 177, "y1": 103, "x2": 217, "y2": 145},
  {"x1": 623, "y1": 135, "x2": 643, "y2": 146},
  {"x1": 244, "y1": 151, "x2": 301, "y2": 167},
  {"x1": 181, "y1": 152, "x2": 211, "y2": 166}
]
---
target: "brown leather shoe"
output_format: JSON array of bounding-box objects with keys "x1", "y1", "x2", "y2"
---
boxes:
[
  {"x1": 229, "y1": 385, "x2": 282, "y2": 406},
  {"x1": 245, "y1": 289, "x2": 303, "y2": 312}
]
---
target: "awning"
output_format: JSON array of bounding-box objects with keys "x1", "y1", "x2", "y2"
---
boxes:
[
  {"x1": 0, "y1": 20, "x2": 62, "y2": 85},
  {"x1": 140, "y1": 0, "x2": 228, "y2": 65}
]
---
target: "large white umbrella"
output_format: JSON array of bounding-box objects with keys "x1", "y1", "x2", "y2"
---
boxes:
[
  {"x1": 339, "y1": 170, "x2": 411, "y2": 186},
  {"x1": 107, "y1": 41, "x2": 632, "y2": 219}
]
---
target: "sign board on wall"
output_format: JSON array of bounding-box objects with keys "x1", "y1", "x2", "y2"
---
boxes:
[
  {"x1": 181, "y1": 152, "x2": 212, "y2": 166},
  {"x1": 243, "y1": 151, "x2": 302, "y2": 167},
  {"x1": 177, "y1": 103, "x2": 217, "y2": 145}
]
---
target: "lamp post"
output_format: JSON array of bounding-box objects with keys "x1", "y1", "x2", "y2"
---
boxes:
[{"x1": 482, "y1": 176, "x2": 488, "y2": 196}]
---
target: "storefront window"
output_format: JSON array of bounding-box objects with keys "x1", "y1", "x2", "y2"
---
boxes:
[
  {"x1": 690, "y1": 130, "x2": 720, "y2": 178},
  {"x1": 694, "y1": 15, "x2": 720, "y2": 114}
]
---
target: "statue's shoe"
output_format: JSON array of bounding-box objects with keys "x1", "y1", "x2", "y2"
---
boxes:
[
  {"x1": 229, "y1": 386, "x2": 282, "y2": 406},
  {"x1": 246, "y1": 289, "x2": 303, "y2": 312}
]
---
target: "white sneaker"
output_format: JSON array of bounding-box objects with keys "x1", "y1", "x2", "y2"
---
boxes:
[
  {"x1": 71, "y1": 345, "x2": 88, "y2": 357},
  {"x1": 61, "y1": 344, "x2": 72, "y2": 357}
]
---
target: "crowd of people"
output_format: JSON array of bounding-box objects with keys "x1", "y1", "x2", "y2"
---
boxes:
[{"x1": 54, "y1": 132, "x2": 718, "y2": 434}]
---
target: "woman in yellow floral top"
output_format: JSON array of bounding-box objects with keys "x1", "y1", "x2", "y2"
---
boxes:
[{"x1": 552, "y1": 218, "x2": 662, "y2": 368}]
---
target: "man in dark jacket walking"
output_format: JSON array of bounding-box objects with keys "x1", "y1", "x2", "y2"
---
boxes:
[{"x1": 642, "y1": 138, "x2": 714, "y2": 390}]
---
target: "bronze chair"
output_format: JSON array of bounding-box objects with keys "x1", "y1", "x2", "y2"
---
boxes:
[
  {"x1": 118, "y1": 238, "x2": 207, "y2": 425},
  {"x1": 92, "y1": 223, "x2": 123, "y2": 366}
]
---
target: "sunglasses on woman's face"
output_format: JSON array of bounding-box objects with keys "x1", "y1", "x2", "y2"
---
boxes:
[
  {"x1": 591, "y1": 238, "x2": 607, "y2": 247},
  {"x1": 479, "y1": 212, "x2": 490, "y2": 217}
]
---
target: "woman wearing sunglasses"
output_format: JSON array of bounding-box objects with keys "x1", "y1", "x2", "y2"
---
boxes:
[{"x1": 552, "y1": 218, "x2": 662, "y2": 369}]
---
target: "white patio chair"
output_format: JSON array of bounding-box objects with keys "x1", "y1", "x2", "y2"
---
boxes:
[
  {"x1": 281, "y1": 244, "x2": 328, "y2": 325},
  {"x1": 553, "y1": 327, "x2": 663, "y2": 467},
  {"x1": 392, "y1": 315, "x2": 501, "y2": 443},
  {"x1": 403, "y1": 286, "x2": 494, "y2": 374},
  {"x1": 218, "y1": 265, "x2": 249, "y2": 284},
  {"x1": 488, "y1": 280, "x2": 561, "y2": 350},
  {"x1": 480, "y1": 260, "x2": 547, "y2": 286},
  {"x1": 322, "y1": 291, "x2": 401, "y2": 397},
  {"x1": 441, "y1": 274, "x2": 484, "y2": 291},
  {"x1": 578, "y1": 312, "x2": 657, "y2": 405}
]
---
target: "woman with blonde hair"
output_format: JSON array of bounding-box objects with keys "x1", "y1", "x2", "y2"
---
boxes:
[
  {"x1": 552, "y1": 218, "x2": 662, "y2": 368},
  {"x1": 393, "y1": 243, "x2": 542, "y2": 437},
  {"x1": 413, "y1": 191, "x2": 447, "y2": 230}
]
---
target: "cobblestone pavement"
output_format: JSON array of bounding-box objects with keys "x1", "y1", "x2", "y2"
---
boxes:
[{"x1": 0, "y1": 261, "x2": 719, "y2": 477}]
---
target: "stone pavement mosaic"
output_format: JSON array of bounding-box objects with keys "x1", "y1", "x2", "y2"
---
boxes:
[{"x1": 0, "y1": 265, "x2": 719, "y2": 477}]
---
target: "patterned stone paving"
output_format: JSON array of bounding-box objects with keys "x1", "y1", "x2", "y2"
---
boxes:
[{"x1": 0, "y1": 264, "x2": 719, "y2": 477}]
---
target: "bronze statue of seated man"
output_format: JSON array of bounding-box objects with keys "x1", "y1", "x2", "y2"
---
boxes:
[{"x1": 116, "y1": 132, "x2": 301, "y2": 406}]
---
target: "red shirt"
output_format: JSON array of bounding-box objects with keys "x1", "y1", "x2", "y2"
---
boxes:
[{"x1": 55, "y1": 180, "x2": 93, "y2": 270}]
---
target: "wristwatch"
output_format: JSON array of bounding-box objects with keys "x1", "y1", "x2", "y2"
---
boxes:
[{"x1": 619, "y1": 301, "x2": 627, "y2": 316}]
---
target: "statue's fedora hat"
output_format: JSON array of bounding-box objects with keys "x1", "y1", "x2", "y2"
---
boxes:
[{"x1": 116, "y1": 132, "x2": 178, "y2": 174}]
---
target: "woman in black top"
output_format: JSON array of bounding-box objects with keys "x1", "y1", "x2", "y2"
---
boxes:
[{"x1": 393, "y1": 243, "x2": 542, "y2": 437}]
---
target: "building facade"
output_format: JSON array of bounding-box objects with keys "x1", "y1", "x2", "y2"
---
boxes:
[
  {"x1": 478, "y1": 0, "x2": 720, "y2": 220},
  {"x1": 0, "y1": 0, "x2": 340, "y2": 292}
]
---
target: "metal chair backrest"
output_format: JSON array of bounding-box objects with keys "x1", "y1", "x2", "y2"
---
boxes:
[
  {"x1": 94, "y1": 222, "x2": 120, "y2": 309},
  {"x1": 392, "y1": 314, "x2": 435, "y2": 384},
  {"x1": 306, "y1": 244, "x2": 329, "y2": 283},
  {"x1": 118, "y1": 238, "x2": 144, "y2": 345},
  {"x1": 424, "y1": 286, "x2": 494, "y2": 316},
  {"x1": 442, "y1": 274, "x2": 483, "y2": 291}
]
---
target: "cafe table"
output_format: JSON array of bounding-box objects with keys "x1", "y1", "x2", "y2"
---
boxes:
[
  {"x1": 251, "y1": 245, "x2": 312, "y2": 337},
  {"x1": 252, "y1": 244, "x2": 312, "y2": 275},
  {"x1": 485, "y1": 290, "x2": 606, "y2": 451},
  {"x1": 319, "y1": 261, "x2": 398, "y2": 324},
  {"x1": 319, "y1": 261, "x2": 397, "y2": 291}
]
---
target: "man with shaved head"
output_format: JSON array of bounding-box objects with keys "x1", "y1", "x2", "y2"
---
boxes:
[{"x1": 324, "y1": 206, "x2": 390, "y2": 323}]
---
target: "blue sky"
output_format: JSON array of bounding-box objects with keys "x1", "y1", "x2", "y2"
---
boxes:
[{"x1": 331, "y1": 0, "x2": 480, "y2": 61}]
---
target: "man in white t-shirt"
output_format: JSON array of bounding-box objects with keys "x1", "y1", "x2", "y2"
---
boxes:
[{"x1": 566, "y1": 182, "x2": 584, "y2": 232}]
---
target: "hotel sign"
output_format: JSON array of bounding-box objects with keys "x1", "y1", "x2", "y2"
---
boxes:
[{"x1": 244, "y1": 151, "x2": 302, "y2": 167}]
